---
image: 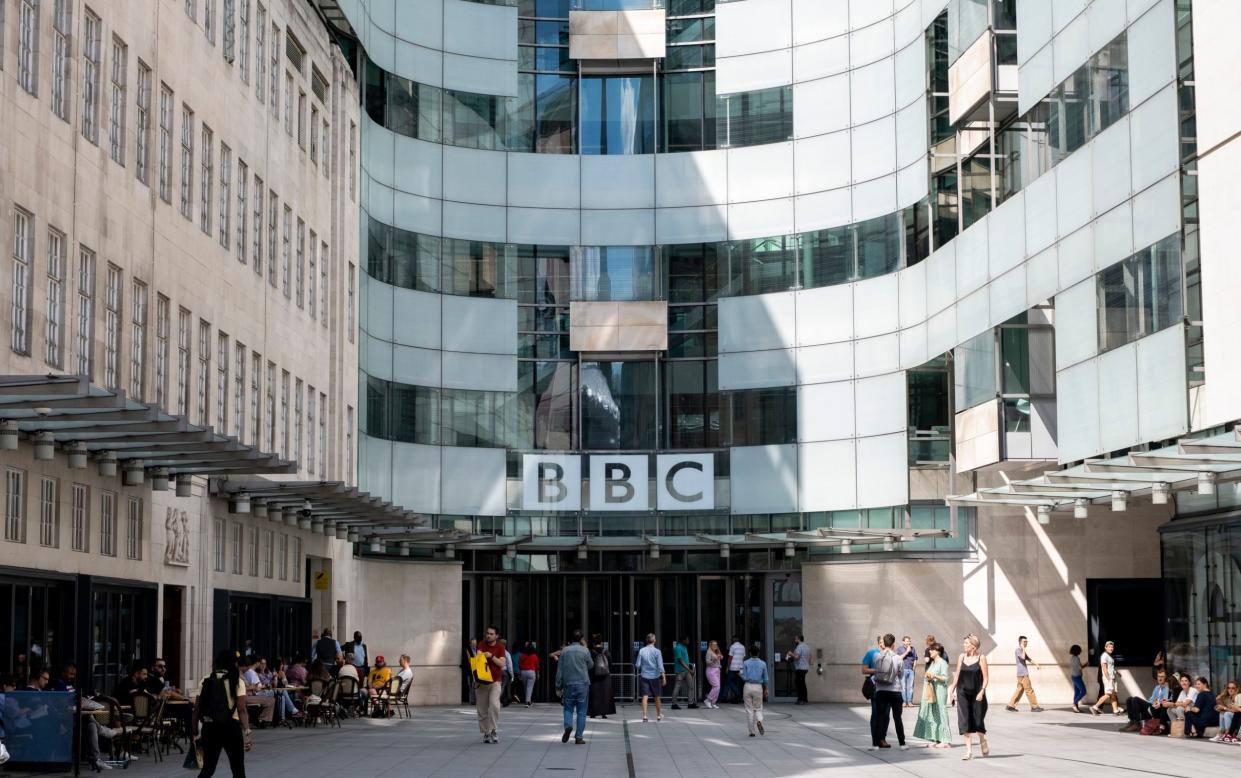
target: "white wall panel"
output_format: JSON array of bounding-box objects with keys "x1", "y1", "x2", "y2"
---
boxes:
[
  {"x1": 988, "y1": 267, "x2": 1027, "y2": 326},
  {"x1": 1136, "y1": 325, "x2": 1189, "y2": 442},
  {"x1": 655, "y1": 151, "x2": 729, "y2": 208},
  {"x1": 794, "y1": 131, "x2": 851, "y2": 194},
  {"x1": 1088, "y1": 0, "x2": 1128, "y2": 53},
  {"x1": 1098, "y1": 344, "x2": 1140, "y2": 452},
  {"x1": 1023, "y1": 167, "x2": 1059, "y2": 254},
  {"x1": 1091, "y1": 119, "x2": 1133, "y2": 214},
  {"x1": 924, "y1": 242, "x2": 956, "y2": 314},
  {"x1": 730, "y1": 445, "x2": 799, "y2": 514},
  {"x1": 898, "y1": 258, "x2": 927, "y2": 329},
  {"x1": 954, "y1": 217, "x2": 989, "y2": 296},
  {"x1": 442, "y1": 296, "x2": 517, "y2": 355},
  {"x1": 793, "y1": 188, "x2": 853, "y2": 232},
  {"x1": 851, "y1": 176, "x2": 897, "y2": 222},
  {"x1": 850, "y1": 58, "x2": 896, "y2": 125},
  {"x1": 728, "y1": 198, "x2": 796, "y2": 240},
  {"x1": 442, "y1": 202, "x2": 505, "y2": 242},
  {"x1": 392, "y1": 287, "x2": 441, "y2": 349},
  {"x1": 1055, "y1": 143, "x2": 1094, "y2": 234},
  {"x1": 854, "y1": 372, "x2": 906, "y2": 436},
  {"x1": 1127, "y1": 0, "x2": 1177, "y2": 106},
  {"x1": 392, "y1": 344, "x2": 441, "y2": 387},
  {"x1": 507, "y1": 208, "x2": 581, "y2": 246},
  {"x1": 796, "y1": 341, "x2": 854, "y2": 384},
  {"x1": 393, "y1": 191, "x2": 442, "y2": 236},
  {"x1": 926, "y1": 306, "x2": 957, "y2": 358},
  {"x1": 441, "y1": 352, "x2": 517, "y2": 392},
  {"x1": 851, "y1": 117, "x2": 897, "y2": 183},
  {"x1": 363, "y1": 333, "x2": 394, "y2": 381},
  {"x1": 798, "y1": 382, "x2": 855, "y2": 442},
  {"x1": 716, "y1": 48, "x2": 794, "y2": 93},
  {"x1": 850, "y1": 18, "x2": 894, "y2": 68},
  {"x1": 792, "y1": 0, "x2": 849, "y2": 45},
  {"x1": 507, "y1": 153, "x2": 580, "y2": 209},
  {"x1": 854, "y1": 274, "x2": 899, "y2": 338},
  {"x1": 655, "y1": 205, "x2": 729, "y2": 244},
  {"x1": 894, "y1": 42, "x2": 924, "y2": 108},
  {"x1": 1051, "y1": 11, "x2": 1089, "y2": 84},
  {"x1": 1025, "y1": 245, "x2": 1059, "y2": 306},
  {"x1": 441, "y1": 447, "x2": 507, "y2": 515},
  {"x1": 717, "y1": 0, "x2": 793, "y2": 56},
  {"x1": 391, "y1": 441, "x2": 441, "y2": 514},
  {"x1": 1056, "y1": 359, "x2": 1100, "y2": 463},
  {"x1": 1129, "y1": 85, "x2": 1180, "y2": 193},
  {"x1": 728, "y1": 142, "x2": 795, "y2": 202},
  {"x1": 580, "y1": 209, "x2": 656, "y2": 245},
  {"x1": 359, "y1": 436, "x2": 394, "y2": 507},
  {"x1": 797, "y1": 440, "x2": 857, "y2": 511},
  {"x1": 853, "y1": 334, "x2": 900, "y2": 377},
  {"x1": 856, "y1": 433, "x2": 908, "y2": 508},
  {"x1": 1056, "y1": 223, "x2": 1094, "y2": 289},
  {"x1": 955, "y1": 287, "x2": 990, "y2": 343},
  {"x1": 443, "y1": 0, "x2": 517, "y2": 60},
  {"x1": 899, "y1": 323, "x2": 929, "y2": 368},
  {"x1": 392, "y1": 134, "x2": 443, "y2": 199},
  {"x1": 792, "y1": 37, "x2": 850, "y2": 84},
  {"x1": 895, "y1": 100, "x2": 928, "y2": 168},
  {"x1": 1092, "y1": 201, "x2": 1134, "y2": 272},
  {"x1": 1054, "y1": 278, "x2": 1098, "y2": 368},
  {"x1": 851, "y1": 0, "x2": 893, "y2": 29},
  {"x1": 1131, "y1": 174, "x2": 1181, "y2": 250},
  {"x1": 793, "y1": 75, "x2": 851, "y2": 137},
  {"x1": 719, "y1": 349, "x2": 798, "y2": 390},
  {"x1": 894, "y1": 0, "x2": 924, "y2": 48},
  {"x1": 367, "y1": 276, "x2": 395, "y2": 342},
  {"x1": 720, "y1": 292, "x2": 797, "y2": 352},
  {"x1": 1017, "y1": 0, "x2": 1053, "y2": 64},
  {"x1": 442, "y1": 146, "x2": 506, "y2": 206},
  {"x1": 1052, "y1": 0, "x2": 1087, "y2": 32},
  {"x1": 987, "y1": 194, "x2": 1026, "y2": 276},
  {"x1": 1191, "y1": 0, "x2": 1241, "y2": 152},
  {"x1": 393, "y1": 39, "x2": 443, "y2": 88},
  {"x1": 897, "y1": 158, "x2": 929, "y2": 209},
  {"x1": 581, "y1": 155, "x2": 656, "y2": 210},
  {"x1": 442, "y1": 52, "x2": 518, "y2": 97},
  {"x1": 1018, "y1": 42, "x2": 1054, "y2": 115},
  {"x1": 364, "y1": 118, "x2": 395, "y2": 188},
  {"x1": 795, "y1": 283, "x2": 853, "y2": 346}
]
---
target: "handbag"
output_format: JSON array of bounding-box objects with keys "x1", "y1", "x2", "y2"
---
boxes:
[
  {"x1": 470, "y1": 652, "x2": 494, "y2": 685},
  {"x1": 862, "y1": 676, "x2": 875, "y2": 701},
  {"x1": 183, "y1": 743, "x2": 200, "y2": 769},
  {"x1": 1139, "y1": 717, "x2": 1163, "y2": 736}
]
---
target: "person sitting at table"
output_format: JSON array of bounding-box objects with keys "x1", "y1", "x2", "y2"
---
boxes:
[
  {"x1": 257, "y1": 657, "x2": 300, "y2": 722},
  {"x1": 307, "y1": 658, "x2": 332, "y2": 686},
  {"x1": 285, "y1": 655, "x2": 309, "y2": 687},
  {"x1": 111, "y1": 663, "x2": 149, "y2": 704},
  {"x1": 239, "y1": 656, "x2": 277, "y2": 727},
  {"x1": 51, "y1": 663, "x2": 77, "y2": 692},
  {"x1": 366, "y1": 656, "x2": 393, "y2": 715},
  {"x1": 337, "y1": 653, "x2": 359, "y2": 684},
  {"x1": 81, "y1": 693, "x2": 124, "y2": 770},
  {"x1": 145, "y1": 658, "x2": 188, "y2": 700}
]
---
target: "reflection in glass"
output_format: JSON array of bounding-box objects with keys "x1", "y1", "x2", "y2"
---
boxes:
[
  {"x1": 572, "y1": 246, "x2": 656, "y2": 301},
  {"x1": 724, "y1": 387, "x2": 796, "y2": 447},
  {"x1": 441, "y1": 239, "x2": 518, "y2": 299},
  {"x1": 518, "y1": 245, "x2": 571, "y2": 305},
  {"x1": 580, "y1": 75, "x2": 656, "y2": 155},
  {"x1": 519, "y1": 361, "x2": 576, "y2": 449},
  {"x1": 954, "y1": 330, "x2": 997, "y2": 411},
  {"x1": 580, "y1": 360, "x2": 657, "y2": 449},
  {"x1": 1097, "y1": 234, "x2": 1183, "y2": 353},
  {"x1": 665, "y1": 359, "x2": 719, "y2": 448}
]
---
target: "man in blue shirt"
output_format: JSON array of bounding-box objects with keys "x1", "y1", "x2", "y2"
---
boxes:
[
  {"x1": 636, "y1": 633, "x2": 666, "y2": 722},
  {"x1": 670, "y1": 636, "x2": 698, "y2": 710},
  {"x1": 740, "y1": 645, "x2": 769, "y2": 737},
  {"x1": 1123, "y1": 670, "x2": 1171, "y2": 732},
  {"x1": 860, "y1": 635, "x2": 882, "y2": 699}
]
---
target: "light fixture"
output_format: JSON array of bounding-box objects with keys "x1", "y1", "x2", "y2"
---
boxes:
[
  {"x1": 324, "y1": 520, "x2": 336, "y2": 536},
  {"x1": 33, "y1": 431, "x2": 55, "y2": 461},
  {"x1": 176, "y1": 474, "x2": 193, "y2": 497},
  {"x1": 784, "y1": 541, "x2": 796, "y2": 558},
  {"x1": 299, "y1": 515, "x2": 312, "y2": 531},
  {"x1": 251, "y1": 499, "x2": 267, "y2": 519},
  {"x1": 649, "y1": 543, "x2": 660, "y2": 559},
  {"x1": 230, "y1": 491, "x2": 250, "y2": 514},
  {"x1": 1151, "y1": 482, "x2": 1171, "y2": 505},
  {"x1": 445, "y1": 543, "x2": 457, "y2": 559},
  {"x1": 284, "y1": 508, "x2": 299, "y2": 526},
  {"x1": 506, "y1": 545, "x2": 517, "y2": 559},
  {"x1": 97, "y1": 452, "x2": 118, "y2": 477},
  {"x1": 369, "y1": 538, "x2": 382, "y2": 553},
  {"x1": 302, "y1": 499, "x2": 313, "y2": 512},
  {"x1": 311, "y1": 519, "x2": 324, "y2": 534},
  {"x1": 1074, "y1": 498, "x2": 1089, "y2": 519},
  {"x1": 1036, "y1": 504, "x2": 1052, "y2": 524},
  {"x1": 1110, "y1": 490, "x2": 1127, "y2": 512},
  {"x1": 122, "y1": 461, "x2": 146, "y2": 486},
  {"x1": 399, "y1": 541, "x2": 410, "y2": 557},
  {"x1": 719, "y1": 543, "x2": 730, "y2": 560},
  {"x1": 0, "y1": 420, "x2": 17, "y2": 451},
  {"x1": 335, "y1": 525, "x2": 349, "y2": 540},
  {"x1": 883, "y1": 536, "x2": 896, "y2": 552},
  {"x1": 348, "y1": 529, "x2": 360, "y2": 543},
  {"x1": 1197, "y1": 472, "x2": 1217, "y2": 496},
  {"x1": 66, "y1": 442, "x2": 89, "y2": 470},
  {"x1": 150, "y1": 468, "x2": 170, "y2": 492},
  {"x1": 840, "y1": 538, "x2": 852, "y2": 555},
  {"x1": 576, "y1": 544, "x2": 587, "y2": 560}
]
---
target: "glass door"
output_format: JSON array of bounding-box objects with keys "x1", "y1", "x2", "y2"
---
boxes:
[{"x1": 770, "y1": 574, "x2": 803, "y2": 698}]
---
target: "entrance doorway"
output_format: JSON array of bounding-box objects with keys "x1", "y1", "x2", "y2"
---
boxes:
[{"x1": 161, "y1": 585, "x2": 184, "y2": 683}]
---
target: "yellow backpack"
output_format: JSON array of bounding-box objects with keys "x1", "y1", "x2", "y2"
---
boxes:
[{"x1": 469, "y1": 651, "x2": 493, "y2": 685}]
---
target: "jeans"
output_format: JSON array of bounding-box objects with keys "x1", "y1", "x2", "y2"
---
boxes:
[
  {"x1": 197, "y1": 719, "x2": 246, "y2": 778},
  {"x1": 725, "y1": 670, "x2": 743, "y2": 702},
  {"x1": 562, "y1": 682, "x2": 588, "y2": 740},
  {"x1": 520, "y1": 669, "x2": 536, "y2": 703},
  {"x1": 870, "y1": 690, "x2": 905, "y2": 747},
  {"x1": 900, "y1": 668, "x2": 914, "y2": 705},
  {"x1": 1072, "y1": 676, "x2": 1087, "y2": 706}
]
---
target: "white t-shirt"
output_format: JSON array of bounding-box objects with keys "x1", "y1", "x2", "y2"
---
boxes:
[
  {"x1": 728, "y1": 642, "x2": 746, "y2": 671},
  {"x1": 793, "y1": 642, "x2": 811, "y2": 671},
  {"x1": 1100, "y1": 651, "x2": 1116, "y2": 680},
  {"x1": 397, "y1": 667, "x2": 413, "y2": 684}
]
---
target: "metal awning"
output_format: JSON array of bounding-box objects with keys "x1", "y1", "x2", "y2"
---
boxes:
[
  {"x1": 0, "y1": 375, "x2": 294, "y2": 476},
  {"x1": 213, "y1": 478, "x2": 429, "y2": 534},
  {"x1": 947, "y1": 428, "x2": 1241, "y2": 515}
]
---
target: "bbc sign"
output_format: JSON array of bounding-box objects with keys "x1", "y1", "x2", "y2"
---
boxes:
[{"x1": 521, "y1": 454, "x2": 714, "y2": 512}]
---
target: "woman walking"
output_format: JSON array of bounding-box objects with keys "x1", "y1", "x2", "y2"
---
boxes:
[
  {"x1": 948, "y1": 634, "x2": 989, "y2": 760},
  {"x1": 1069, "y1": 645, "x2": 1087, "y2": 712},
  {"x1": 914, "y1": 643, "x2": 952, "y2": 748},
  {"x1": 703, "y1": 640, "x2": 724, "y2": 709},
  {"x1": 519, "y1": 642, "x2": 539, "y2": 707},
  {"x1": 587, "y1": 635, "x2": 615, "y2": 719}
]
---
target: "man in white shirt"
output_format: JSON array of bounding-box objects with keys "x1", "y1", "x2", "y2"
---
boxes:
[
  {"x1": 726, "y1": 638, "x2": 747, "y2": 704},
  {"x1": 396, "y1": 655, "x2": 414, "y2": 688},
  {"x1": 786, "y1": 636, "x2": 812, "y2": 704}
]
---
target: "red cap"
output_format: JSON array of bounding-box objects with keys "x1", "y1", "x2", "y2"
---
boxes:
[{"x1": 375, "y1": 655, "x2": 385, "y2": 664}]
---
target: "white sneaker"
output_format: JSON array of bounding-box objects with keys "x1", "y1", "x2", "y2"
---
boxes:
[
  {"x1": 899, "y1": 745, "x2": 909, "y2": 751},
  {"x1": 867, "y1": 746, "x2": 879, "y2": 751}
]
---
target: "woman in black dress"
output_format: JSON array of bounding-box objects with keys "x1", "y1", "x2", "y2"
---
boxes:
[
  {"x1": 587, "y1": 634, "x2": 616, "y2": 719},
  {"x1": 948, "y1": 634, "x2": 989, "y2": 760}
]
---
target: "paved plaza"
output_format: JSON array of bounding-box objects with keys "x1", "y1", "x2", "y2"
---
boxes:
[{"x1": 15, "y1": 702, "x2": 1241, "y2": 777}]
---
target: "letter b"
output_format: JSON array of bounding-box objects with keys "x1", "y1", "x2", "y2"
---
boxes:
[
  {"x1": 538, "y1": 462, "x2": 567, "y2": 503},
  {"x1": 605, "y1": 463, "x2": 635, "y2": 503}
]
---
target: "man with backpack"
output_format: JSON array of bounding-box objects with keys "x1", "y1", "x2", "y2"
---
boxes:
[
  {"x1": 192, "y1": 650, "x2": 252, "y2": 778},
  {"x1": 865, "y1": 634, "x2": 909, "y2": 751}
]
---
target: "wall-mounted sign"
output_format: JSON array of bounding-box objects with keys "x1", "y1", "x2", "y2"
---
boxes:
[{"x1": 521, "y1": 453, "x2": 714, "y2": 512}]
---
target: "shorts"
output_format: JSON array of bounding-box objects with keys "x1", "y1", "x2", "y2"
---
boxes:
[{"x1": 639, "y1": 677, "x2": 662, "y2": 699}]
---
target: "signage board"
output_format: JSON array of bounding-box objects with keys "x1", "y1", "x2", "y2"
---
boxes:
[{"x1": 521, "y1": 453, "x2": 714, "y2": 511}]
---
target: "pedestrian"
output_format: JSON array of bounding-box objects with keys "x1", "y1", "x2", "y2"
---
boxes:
[
  {"x1": 924, "y1": 634, "x2": 948, "y2": 667},
  {"x1": 1212, "y1": 679, "x2": 1240, "y2": 742},
  {"x1": 741, "y1": 644, "x2": 769, "y2": 737},
  {"x1": 499, "y1": 639, "x2": 515, "y2": 707},
  {"x1": 465, "y1": 639, "x2": 478, "y2": 705},
  {"x1": 519, "y1": 642, "x2": 539, "y2": 707},
  {"x1": 1089, "y1": 640, "x2": 1121, "y2": 715},
  {"x1": 1069, "y1": 644, "x2": 1087, "y2": 713},
  {"x1": 192, "y1": 649, "x2": 252, "y2": 778},
  {"x1": 726, "y1": 637, "x2": 746, "y2": 704},
  {"x1": 913, "y1": 643, "x2": 952, "y2": 748},
  {"x1": 474, "y1": 626, "x2": 507, "y2": 744},
  {"x1": 785, "y1": 635, "x2": 811, "y2": 704},
  {"x1": 555, "y1": 631, "x2": 592, "y2": 745},
  {"x1": 898, "y1": 636, "x2": 917, "y2": 708},
  {"x1": 865, "y1": 634, "x2": 908, "y2": 752},
  {"x1": 588, "y1": 635, "x2": 615, "y2": 719},
  {"x1": 861, "y1": 635, "x2": 883, "y2": 701},
  {"x1": 703, "y1": 640, "x2": 723, "y2": 709},
  {"x1": 671, "y1": 636, "x2": 697, "y2": 710},
  {"x1": 637, "y1": 633, "x2": 667, "y2": 723},
  {"x1": 1005, "y1": 635, "x2": 1044, "y2": 712},
  {"x1": 948, "y1": 634, "x2": 989, "y2": 760}
]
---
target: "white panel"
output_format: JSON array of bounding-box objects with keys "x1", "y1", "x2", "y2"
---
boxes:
[
  {"x1": 899, "y1": 323, "x2": 929, "y2": 368},
  {"x1": 654, "y1": 150, "x2": 729, "y2": 208},
  {"x1": 792, "y1": 74, "x2": 850, "y2": 138},
  {"x1": 719, "y1": 292, "x2": 797, "y2": 352},
  {"x1": 897, "y1": 157, "x2": 929, "y2": 209},
  {"x1": 1127, "y1": 0, "x2": 1161, "y2": 21},
  {"x1": 359, "y1": 436, "x2": 394, "y2": 506},
  {"x1": 441, "y1": 447, "x2": 507, "y2": 516},
  {"x1": 1023, "y1": 167, "x2": 1058, "y2": 254},
  {"x1": 367, "y1": 0, "x2": 395, "y2": 33},
  {"x1": 894, "y1": 0, "x2": 923, "y2": 47},
  {"x1": 792, "y1": 0, "x2": 849, "y2": 45},
  {"x1": 1055, "y1": 143, "x2": 1093, "y2": 235},
  {"x1": 392, "y1": 344, "x2": 441, "y2": 387},
  {"x1": 1056, "y1": 359, "x2": 1100, "y2": 463},
  {"x1": 1136, "y1": 325, "x2": 1188, "y2": 442},
  {"x1": 719, "y1": 350, "x2": 798, "y2": 390},
  {"x1": 442, "y1": 52, "x2": 518, "y2": 97},
  {"x1": 442, "y1": 202, "x2": 505, "y2": 242},
  {"x1": 795, "y1": 283, "x2": 853, "y2": 346},
  {"x1": 392, "y1": 133, "x2": 443, "y2": 199},
  {"x1": 1017, "y1": 0, "x2": 1053, "y2": 64},
  {"x1": 363, "y1": 334, "x2": 393, "y2": 381},
  {"x1": 955, "y1": 287, "x2": 990, "y2": 343},
  {"x1": 794, "y1": 131, "x2": 851, "y2": 195},
  {"x1": 393, "y1": 39, "x2": 443, "y2": 88},
  {"x1": 717, "y1": 0, "x2": 793, "y2": 57},
  {"x1": 796, "y1": 341, "x2": 854, "y2": 385},
  {"x1": 1131, "y1": 174, "x2": 1181, "y2": 250},
  {"x1": 727, "y1": 198, "x2": 796, "y2": 240},
  {"x1": 926, "y1": 305, "x2": 956, "y2": 357},
  {"x1": 849, "y1": 58, "x2": 896, "y2": 125},
  {"x1": 1018, "y1": 42, "x2": 1054, "y2": 116},
  {"x1": 367, "y1": 275, "x2": 394, "y2": 342},
  {"x1": 854, "y1": 274, "x2": 899, "y2": 338},
  {"x1": 655, "y1": 205, "x2": 729, "y2": 244},
  {"x1": 798, "y1": 381, "x2": 855, "y2": 442},
  {"x1": 1129, "y1": 85, "x2": 1180, "y2": 193},
  {"x1": 850, "y1": 176, "x2": 897, "y2": 223},
  {"x1": 1025, "y1": 245, "x2": 1059, "y2": 307},
  {"x1": 850, "y1": 0, "x2": 892, "y2": 29},
  {"x1": 507, "y1": 153, "x2": 580, "y2": 209},
  {"x1": 366, "y1": 16, "x2": 396, "y2": 72},
  {"x1": 898, "y1": 257, "x2": 927, "y2": 329},
  {"x1": 391, "y1": 441, "x2": 441, "y2": 514},
  {"x1": 854, "y1": 372, "x2": 905, "y2": 436},
  {"x1": 580, "y1": 209, "x2": 656, "y2": 245},
  {"x1": 392, "y1": 191, "x2": 442, "y2": 236},
  {"x1": 364, "y1": 118, "x2": 395, "y2": 188},
  {"x1": 797, "y1": 440, "x2": 856, "y2": 511},
  {"x1": 850, "y1": 18, "x2": 894, "y2": 68},
  {"x1": 728, "y1": 142, "x2": 795, "y2": 202},
  {"x1": 1088, "y1": 0, "x2": 1127, "y2": 54},
  {"x1": 1127, "y1": 0, "x2": 1177, "y2": 106},
  {"x1": 1056, "y1": 223, "x2": 1094, "y2": 289},
  {"x1": 442, "y1": 296, "x2": 518, "y2": 355},
  {"x1": 443, "y1": 0, "x2": 518, "y2": 59},
  {"x1": 792, "y1": 37, "x2": 850, "y2": 85},
  {"x1": 854, "y1": 334, "x2": 900, "y2": 377},
  {"x1": 716, "y1": 48, "x2": 794, "y2": 93},
  {"x1": 1091, "y1": 119, "x2": 1133, "y2": 214},
  {"x1": 392, "y1": 286, "x2": 441, "y2": 349},
  {"x1": 393, "y1": 0, "x2": 442, "y2": 49},
  {"x1": 988, "y1": 267, "x2": 1027, "y2": 326},
  {"x1": 1196, "y1": 137, "x2": 1241, "y2": 429},
  {"x1": 1092, "y1": 201, "x2": 1134, "y2": 273},
  {"x1": 924, "y1": 241, "x2": 956, "y2": 315},
  {"x1": 987, "y1": 193, "x2": 1026, "y2": 277},
  {"x1": 443, "y1": 146, "x2": 506, "y2": 206},
  {"x1": 581, "y1": 155, "x2": 656, "y2": 210},
  {"x1": 442, "y1": 352, "x2": 518, "y2": 392},
  {"x1": 851, "y1": 117, "x2": 897, "y2": 183},
  {"x1": 1052, "y1": 11, "x2": 1089, "y2": 84},
  {"x1": 954, "y1": 216, "x2": 989, "y2": 296},
  {"x1": 730, "y1": 445, "x2": 799, "y2": 514},
  {"x1": 1191, "y1": 0, "x2": 1241, "y2": 152},
  {"x1": 1054, "y1": 278, "x2": 1098, "y2": 368},
  {"x1": 894, "y1": 41, "x2": 924, "y2": 108},
  {"x1": 793, "y1": 188, "x2": 853, "y2": 233},
  {"x1": 856, "y1": 433, "x2": 908, "y2": 508},
  {"x1": 895, "y1": 100, "x2": 928, "y2": 168},
  {"x1": 365, "y1": 173, "x2": 394, "y2": 224},
  {"x1": 507, "y1": 208, "x2": 580, "y2": 246},
  {"x1": 1098, "y1": 344, "x2": 1139, "y2": 452}
]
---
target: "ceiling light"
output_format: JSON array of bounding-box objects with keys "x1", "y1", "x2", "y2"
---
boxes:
[
  {"x1": 176, "y1": 474, "x2": 193, "y2": 497},
  {"x1": 369, "y1": 538, "x2": 382, "y2": 553},
  {"x1": 784, "y1": 541, "x2": 796, "y2": 558},
  {"x1": 1111, "y1": 490, "x2": 1127, "y2": 512},
  {"x1": 840, "y1": 538, "x2": 851, "y2": 555},
  {"x1": 1037, "y1": 504, "x2": 1052, "y2": 524},
  {"x1": 576, "y1": 544, "x2": 587, "y2": 560},
  {"x1": 122, "y1": 461, "x2": 146, "y2": 486},
  {"x1": 649, "y1": 544, "x2": 660, "y2": 559},
  {"x1": 399, "y1": 541, "x2": 410, "y2": 557},
  {"x1": 230, "y1": 491, "x2": 250, "y2": 514},
  {"x1": 348, "y1": 529, "x2": 360, "y2": 543},
  {"x1": 1197, "y1": 472, "x2": 1217, "y2": 496},
  {"x1": 97, "y1": 452, "x2": 118, "y2": 477},
  {"x1": 150, "y1": 468, "x2": 170, "y2": 492},
  {"x1": 335, "y1": 525, "x2": 349, "y2": 540},
  {"x1": 0, "y1": 421, "x2": 17, "y2": 451},
  {"x1": 883, "y1": 537, "x2": 896, "y2": 552},
  {"x1": 1151, "y1": 482, "x2": 1171, "y2": 505},
  {"x1": 445, "y1": 543, "x2": 456, "y2": 559},
  {"x1": 719, "y1": 543, "x2": 730, "y2": 559},
  {"x1": 252, "y1": 499, "x2": 268, "y2": 519},
  {"x1": 1074, "y1": 498, "x2": 1088, "y2": 519},
  {"x1": 506, "y1": 545, "x2": 517, "y2": 559}
]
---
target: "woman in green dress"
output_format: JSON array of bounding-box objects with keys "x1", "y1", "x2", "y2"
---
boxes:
[{"x1": 914, "y1": 643, "x2": 953, "y2": 748}]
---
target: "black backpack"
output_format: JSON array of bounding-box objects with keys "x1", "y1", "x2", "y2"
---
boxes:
[{"x1": 199, "y1": 671, "x2": 236, "y2": 723}]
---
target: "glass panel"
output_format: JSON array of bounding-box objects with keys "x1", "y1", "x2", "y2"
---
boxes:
[
  {"x1": 801, "y1": 225, "x2": 853, "y2": 288},
  {"x1": 954, "y1": 330, "x2": 997, "y2": 410},
  {"x1": 719, "y1": 236, "x2": 797, "y2": 297},
  {"x1": 517, "y1": 360, "x2": 576, "y2": 449},
  {"x1": 724, "y1": 386, "x2": 796, "y2": 446},
  {"x1": 580, "y1": 360, "x2": 658, "y2": 449},
  {"x1": 665, "y1": 359, "x2": 720, "y2": 448},
  {"x1": 1000, "y1": 328, "x2": 1030, "y2": 394},
  {"x1": 571, "y1": 246, "x2": 656, "y2": 301},
  {"x1": 441, "y1": 239, "x2": 517, "y2": 299},
  {"x1": 580, "y1": 75, "x2": 656, "y2": 155}
]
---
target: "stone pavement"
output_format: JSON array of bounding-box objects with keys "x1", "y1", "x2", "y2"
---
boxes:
[{"x1": 15, "y1": 702, "x2": 1241, "y2": 777}]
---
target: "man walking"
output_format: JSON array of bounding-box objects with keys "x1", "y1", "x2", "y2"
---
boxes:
[
  {"x1": 726, "y1": 637, "x2": 746, "y2": 703},
  {"x1": 865, "y1": 634, "x2": 908, "y2": 751},
  {"x1": 637, "y1": 634, "x2": 667, "y2": 723},
  {"x1": 1006, "y1": 635, "x2": 1045, "y2": 712},
  {"x1": 671, "y1": 636, "x2": 698, "y2": 710},
  {"x1": 555, "y1": 631, "x2": 592, "y2": 745},
  {"x1": 741, "y1": 645, "x2": 770, "y2": 737},
  {"x1": 786, "y1": 635, "x2": 811, "y2": 704},
  {"x1": 476, "y1": 626, "x2": 507, "y2": 744}
]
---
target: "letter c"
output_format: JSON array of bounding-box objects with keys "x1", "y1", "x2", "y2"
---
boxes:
[{"x1": 665, "y1": 461, "x2": 704, "y2": 503}]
